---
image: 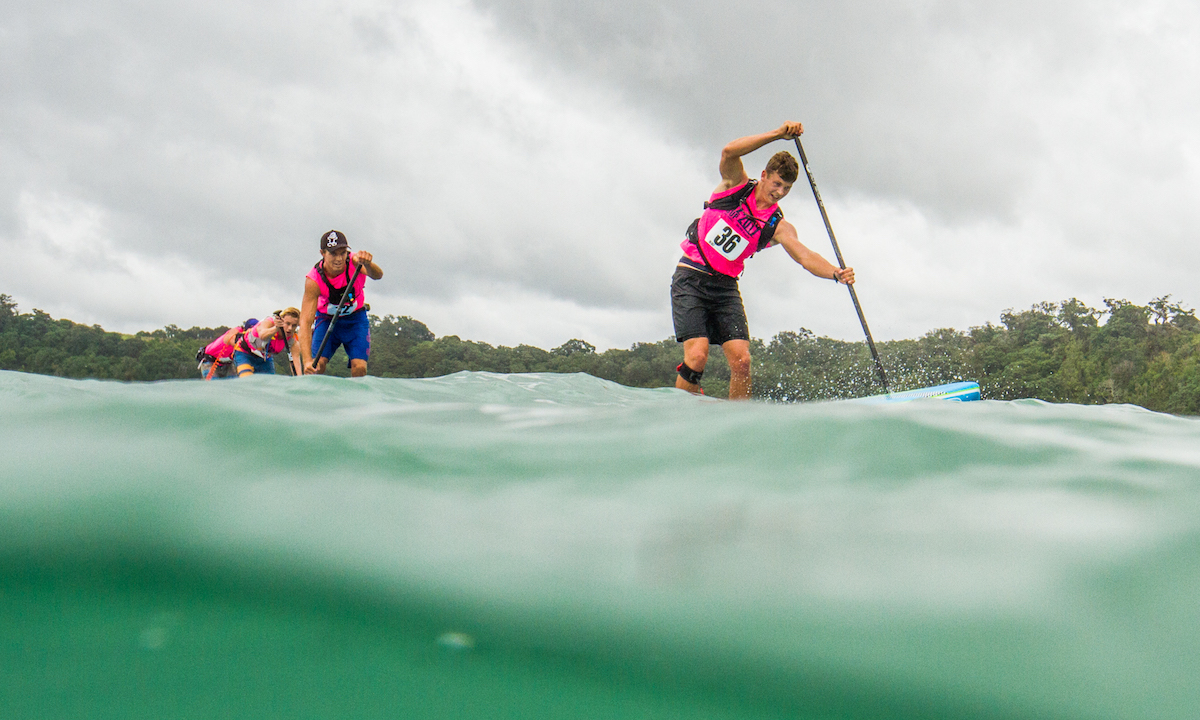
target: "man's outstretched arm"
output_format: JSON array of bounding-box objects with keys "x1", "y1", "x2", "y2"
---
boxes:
[{"x1": 773, "y1": 220, "x2": 854, "y2": 284}]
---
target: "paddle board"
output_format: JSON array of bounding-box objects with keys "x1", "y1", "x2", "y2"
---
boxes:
[{"x1": 847, "y1": 380, "x2": 981, "y2": 404}]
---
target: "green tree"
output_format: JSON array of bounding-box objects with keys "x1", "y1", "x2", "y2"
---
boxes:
[{"x1": 3, "y1": 291, "x2": 1200, "y2": 414}]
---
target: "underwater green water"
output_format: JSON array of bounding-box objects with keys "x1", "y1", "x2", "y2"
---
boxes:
[{"x1": 2, "y1": 370, "x2": 1199, "y2": 719}]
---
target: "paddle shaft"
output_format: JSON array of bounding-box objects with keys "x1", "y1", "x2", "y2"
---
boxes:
[
  {"x1": 793, "y1": 137, "x2": 890, "y2": 393},
  {"x1": 276, "y1": 314, "x2": 296, "y2": 376},
  {"x1": 311, "y1": 261, "x2": 365, "y2": 369}
]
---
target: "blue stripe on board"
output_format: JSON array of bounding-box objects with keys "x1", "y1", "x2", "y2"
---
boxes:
[{"x1": 847, "y1": 380, "x2": 981, "y2": 404}]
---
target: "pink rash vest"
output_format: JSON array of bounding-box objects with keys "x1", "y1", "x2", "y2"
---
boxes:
[
  {"x1": 202, "y1": 327, "x2": 242, "y2": 360},
  {"x1": 307, "y1": 260, "x2": 367, "y2": 316},
  {"x1": 238, "y1": 320, "x2": 292, "y2": 359},
  {"x1": 679, "y1": 180, "x2": 782, "y2": 278}
]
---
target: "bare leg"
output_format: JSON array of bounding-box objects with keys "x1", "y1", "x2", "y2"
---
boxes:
[
  {"x1": 676, "y1": 337, "x2": 710, "y2": 394},
  {"x1": 350, "y1": 359, "x2": 368, "y2": 378},
  {"x1": 722, "y1": 339, "x2": 752, "y2": 400}
]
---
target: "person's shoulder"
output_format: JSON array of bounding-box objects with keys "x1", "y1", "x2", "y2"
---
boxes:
[
  {"x1": 708, "y1": 178, "x2": 753, "y2": 204},
  {"x1": 712, "y1": 178, "x2": 748, "y2": 195}
]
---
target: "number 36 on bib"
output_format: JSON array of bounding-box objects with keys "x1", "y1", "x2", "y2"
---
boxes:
[{"x1": 703, "y1": 219, "x2": 750, "y2": 261}]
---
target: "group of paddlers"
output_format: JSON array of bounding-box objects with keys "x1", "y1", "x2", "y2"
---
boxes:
[
  {"x1": 196, "y1": 230, "x2": 383, "y2": 379},
  {"x1": 198, "y1": 122, "x2": 852, "y2": 398}
]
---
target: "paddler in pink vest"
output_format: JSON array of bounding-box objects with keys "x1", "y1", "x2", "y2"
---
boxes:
[
  {"x1": 196, "y1": 318, "x2": 258, "y2": 380},
  {"x1": 671, "y1": 121, "x2": 854, "y2": 399},
  {"x1": 233, "y1": 308, "x2": 303, "y2": 377},
  {"x1": 298, "y1": 229, "x2": 383, "y2": 377}
]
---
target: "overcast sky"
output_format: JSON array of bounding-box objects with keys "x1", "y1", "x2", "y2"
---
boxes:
[{"x1": 2, "y1": 0, "x2": 1197, "y2": 349}]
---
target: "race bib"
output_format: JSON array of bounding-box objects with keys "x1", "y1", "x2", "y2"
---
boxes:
[{"x1": 703, "y1": 218, "x2": 749, "y2": 261}]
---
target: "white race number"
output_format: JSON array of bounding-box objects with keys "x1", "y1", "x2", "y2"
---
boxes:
[{"x1": 703, "y1": 219, "x2": 749, "y2": 261}]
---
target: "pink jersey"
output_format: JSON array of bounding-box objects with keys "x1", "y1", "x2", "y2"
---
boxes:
[
  {"x1": 307, "y1": 260, "x2": 367, "y2": 316},
  {"x1": 239, "y1": 320, "x2": 292, "y2": 359},
  {"x1": 202, "y1": 327, "x2": 241, "y2": 360},
  {"x1": 680, "y1": 180, "x2": 781, "y2": 278}
]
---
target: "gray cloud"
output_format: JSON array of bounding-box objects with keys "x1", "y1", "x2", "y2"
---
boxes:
[
  {"x1": 470, "y1": 0, "x2": 1200, "y2": 334},
  {"x1": 471, "y1": 0, "x2": 1072, "y2": 220},
  {"x1": 2, "y1": 0, "x2": 1198, "y2": 349}
]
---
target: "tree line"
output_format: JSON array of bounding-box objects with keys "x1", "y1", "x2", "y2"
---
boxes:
[{"x1": 2, "y1": 293, "x2": 1198, "y2": 414}]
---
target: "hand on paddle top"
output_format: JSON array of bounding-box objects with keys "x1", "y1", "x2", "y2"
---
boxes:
[
  {"x1": 834, "y1": 266, "x2": 855, "y2": 285},
  {"x1": 352, "y1": 250, "x2": 373, "y2": 268},
  {"x1": 778, "y1": 121, "x2": 804, "y2": 140}
]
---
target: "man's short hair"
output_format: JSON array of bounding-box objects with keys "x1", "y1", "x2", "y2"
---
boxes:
[{"x1": 764, "y1": 151, "x2": 799, "y2": 183}]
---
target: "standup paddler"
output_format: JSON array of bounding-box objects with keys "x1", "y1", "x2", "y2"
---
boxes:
[
  {"x1": 299, "y1": 230, "x2": 383, "y2": 377},
  {"x1": 234, "y1": 309, "x2": 303, "y2": 377},
  {"x1": 672, "y1": 122, "x2": 854, "y2": 399}
]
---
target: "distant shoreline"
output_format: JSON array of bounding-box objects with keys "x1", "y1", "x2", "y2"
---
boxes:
[{"x1": 2, "y1": 293, "x2": 1197, "y2": 413}]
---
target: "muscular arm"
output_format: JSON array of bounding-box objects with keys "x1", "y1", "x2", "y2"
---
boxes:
[
  {"x1": 353, "y1": 251, "x2": 383, "y2": 280},
  {"x1": 299, "y1": 277, "x2": 320, "y2": 372},
  {"x1": 254, "y1": 315, "x2": 291, "y2": 350},
  {"x1": 255, "y1": 316, "x2": 278, "y2": 337},
  {"x1": 251, "y1": 316, "x2": 298, "y2": 374},
  {"x1": 773, "y1": 220, "x2": 855, "y2": 284},
  {"x1": 716, "y1": 121, "x2": 804, "y2": 192}
]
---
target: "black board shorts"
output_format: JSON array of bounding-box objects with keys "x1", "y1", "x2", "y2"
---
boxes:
[{"x1": 670, "y1": 265, "x2": 749, "y2": 345}]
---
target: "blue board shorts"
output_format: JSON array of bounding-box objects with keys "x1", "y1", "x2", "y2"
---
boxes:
[
  {"x1": 233, "y1": 350, "x2": 276, "y2": 377},
  {"x1": 312, "y1": 309, "x2": 371, "y2": 363}
]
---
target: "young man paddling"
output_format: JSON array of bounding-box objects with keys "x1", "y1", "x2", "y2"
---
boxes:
[
  {"x1": 299, "y1": 230, "x2": 383, "y2": 377},
  {"x1": 234, "y1": 309, "x2": 303, "y2": 377},
  {"x1": 672, "y1": 121, "x2": 854, "y2": 399}
]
